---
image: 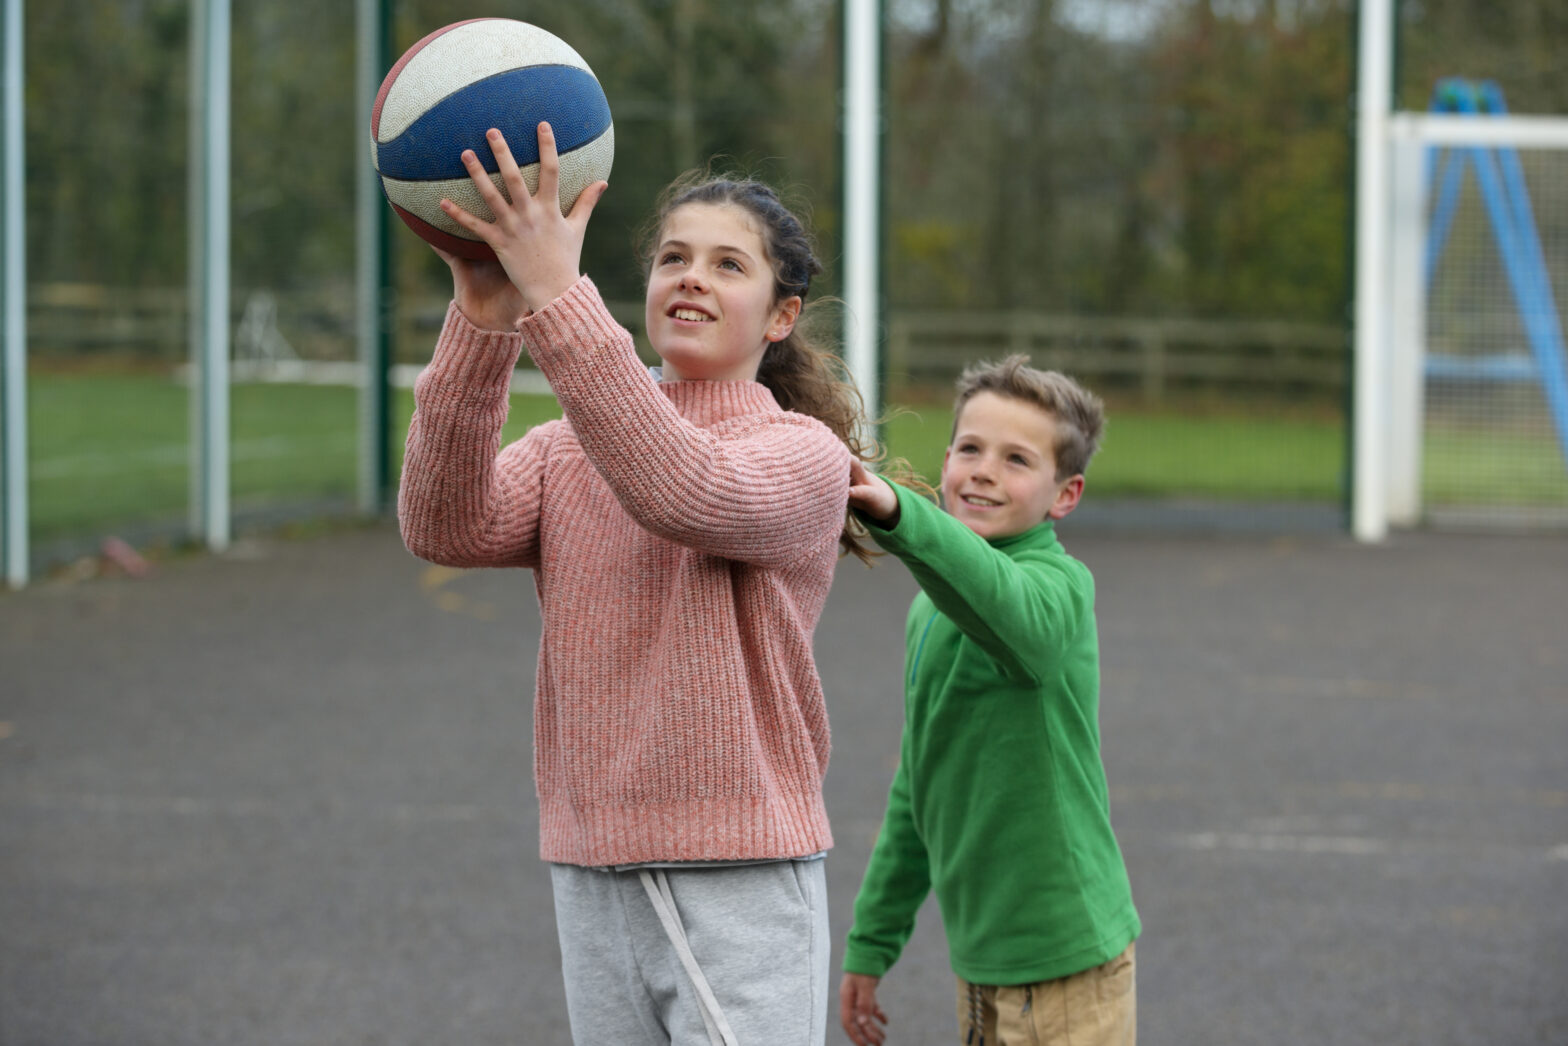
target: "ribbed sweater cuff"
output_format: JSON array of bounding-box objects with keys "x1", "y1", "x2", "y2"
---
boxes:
[
  {"x1": 422, "y1": 301, "x2": 526, "y2": 393},
  {"x1": 515, "y1": 275, "x2": 638, "y2": 394},
  {"x1": 514, "y1": 275, "x2": 674, "y2": 471}
]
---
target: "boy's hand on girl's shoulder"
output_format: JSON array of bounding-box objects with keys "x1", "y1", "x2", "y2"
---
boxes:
[
  {"x1": 839, "y1": 972, "x2": 889, "y2": 1045},
  {"x1": 848, "y1": 460, "x2": 900, "y2": 525}
]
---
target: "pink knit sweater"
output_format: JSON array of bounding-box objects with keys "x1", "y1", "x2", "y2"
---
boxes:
[{"x1": 398, "y1": 277, "x2": 851, "y2": 867}]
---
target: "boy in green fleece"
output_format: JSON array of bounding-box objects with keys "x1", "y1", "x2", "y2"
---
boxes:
[{"x1": 839, "y1": 356, "x2": 1140, "y2": 1046}]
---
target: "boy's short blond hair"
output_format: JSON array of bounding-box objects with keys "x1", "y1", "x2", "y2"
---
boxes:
[{"x1": 952, "y1": 355, "x2": 1106, "y2": 480}]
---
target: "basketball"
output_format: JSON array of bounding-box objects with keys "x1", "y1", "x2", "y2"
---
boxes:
[{"x1": 370, "y1": 18, "x2": 615, "y2": 260}]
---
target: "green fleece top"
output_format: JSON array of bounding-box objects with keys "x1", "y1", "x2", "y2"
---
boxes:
[{"x1": 842, "y1": 483, "x2": 1140, "y2": 986}]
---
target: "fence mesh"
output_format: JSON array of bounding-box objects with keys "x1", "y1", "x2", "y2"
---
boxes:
[
  {"x1": 11, "y1": 0, "x2": 1392, "y2": 573},
  {"x1": 1423, "y1": 144, "x2": 1568, "y2": 528},
  {"x1": 24, "y1": 5, "x2": 365, "y2": 566}
]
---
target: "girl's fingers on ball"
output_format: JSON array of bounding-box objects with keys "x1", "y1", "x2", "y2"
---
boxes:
[
  {"x1": 439, "y1": 197, "x2": 481, "y2": 233},
  {"x1": 566, "y1": 180, "x2": 608, "y2": 223},
  {"x1": 486, "y1": 129, "x2": 530, "y2": 201},
  {"x1": 460, "y1": 148, "x2": 507, "y2": 212},
  {"x1": 535, "y1": 121, "x2": 560, "y2": 203}
]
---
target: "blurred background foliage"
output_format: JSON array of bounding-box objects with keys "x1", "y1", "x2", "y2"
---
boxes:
[
  {"x1": 13, "y1": 0, "x2": 1568, "y2": 555},
  {"x1": 25, "y1": 0, "x2": 1568, "y2": 315}
]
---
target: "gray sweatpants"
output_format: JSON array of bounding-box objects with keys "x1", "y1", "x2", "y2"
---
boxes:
[{"x1": 549, "y1": 859, "x2": 830, "y2": 1046}]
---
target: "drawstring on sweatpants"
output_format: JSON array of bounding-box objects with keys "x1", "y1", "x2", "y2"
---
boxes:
[
  {"x1": 638, "y1": 868, "x2": 739, "y2": 1046},
  {"x1": 965, "y1": 981, "x2": 985, "y2": 1045}
]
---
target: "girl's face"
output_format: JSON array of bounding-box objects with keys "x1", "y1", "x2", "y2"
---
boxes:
[{"x1": 644, "y1": 202, "x2": 801, "y2": 382}]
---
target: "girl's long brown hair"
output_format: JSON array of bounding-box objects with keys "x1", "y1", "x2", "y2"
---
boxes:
[{"x1": 641, "y1": 173, "x2": 894, "y2": 562}]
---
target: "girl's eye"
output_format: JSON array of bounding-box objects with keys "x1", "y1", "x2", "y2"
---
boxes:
[
  {"x1": 1009, "y1": 454, "x2": 1029, "y2": 466},
  {"x1": 658, "y1": 251, "x2": 684, "y2": 266},
  {"x1": 719, "y1": 257, "x2": 743, "y2": 272}
]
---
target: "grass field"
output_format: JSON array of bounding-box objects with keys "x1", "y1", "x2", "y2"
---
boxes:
[
  {"x1": 19, "y1": 371, "x2": 1568, "y2": 542},
  {"x1": 879, "y1": 400, "x2": 1349, "y2": 500}
]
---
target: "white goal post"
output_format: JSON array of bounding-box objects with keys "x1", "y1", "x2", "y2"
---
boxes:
[{"x1": 1359, "y1": 108, "x2": 1568, "y2": 539}]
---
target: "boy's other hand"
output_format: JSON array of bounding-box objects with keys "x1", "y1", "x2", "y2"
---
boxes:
[
  {"x1": 848, "y1": 459, "x2": 900, "y2": 525},
  {"x1": 839, "y1": 972, "x2": 889, "y2": 1045}
]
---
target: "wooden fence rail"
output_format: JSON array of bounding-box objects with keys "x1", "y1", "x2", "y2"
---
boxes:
[
  {"x1": 887, "y1": 311, "x2": 1348, "y2": 399},
  {"x1": 28, "y1": 283, "x2": 189, "y2": 353}
]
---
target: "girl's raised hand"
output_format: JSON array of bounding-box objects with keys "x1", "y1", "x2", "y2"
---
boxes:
[{"x1": 439, "y1": 122, "x2": 609, "y2": 314}]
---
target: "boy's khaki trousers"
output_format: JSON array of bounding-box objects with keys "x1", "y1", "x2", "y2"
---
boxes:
[{"x1": 954, "y1": 943, "x2": 1135, "y2": 1046}]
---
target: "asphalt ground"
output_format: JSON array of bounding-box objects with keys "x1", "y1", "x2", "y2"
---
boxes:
[{"x1": 2, "y1": 520, "x2": 1565, "y2": 1045}]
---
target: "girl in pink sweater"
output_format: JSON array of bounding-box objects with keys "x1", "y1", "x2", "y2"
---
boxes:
[{"x1": 398, "y1": 124, "x2": 871, "y2": 1044}]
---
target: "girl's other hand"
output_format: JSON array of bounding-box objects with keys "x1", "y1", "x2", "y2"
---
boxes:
[
  {"x1": 434, "y1": 247, "x2": 527, "y2": 332},
  {"x1": 438, "y1": 122, "x2": 608, "y2": 314},
  {"x1": 848, "y1": 459, "x2": 900, "y2": 524}
]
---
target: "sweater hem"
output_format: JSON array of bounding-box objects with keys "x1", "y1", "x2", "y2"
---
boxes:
[{"x1": 539, "y1": 792, "x2": 834, "y2": 867}]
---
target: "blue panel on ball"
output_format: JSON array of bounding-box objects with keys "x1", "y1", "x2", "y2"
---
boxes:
[{"x1": 378, "y1": 65, "x2": 610, "y2": 180}]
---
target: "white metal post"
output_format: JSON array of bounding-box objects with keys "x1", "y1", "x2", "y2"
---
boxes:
[
  {"x1": 189, "y1": 0, "x2": 230, "y2": 550},
  {"x1": 355, "y1": 0, "x2": 387, "y2": 514},
  {"x1": 1386, "y1": 115, "x2": 1427, "y2": 526},
  {"x1": 1352, "y1": 0, "x2": 1394, "y2": 541},
  {"x1": 1413, "y1": 112, "x2": 1568, "y2": 148},
  {"x1": 1, "y1": 0, "x2": 24, "y2": 587},
  {"x1": 842, "y1": 0, "x2": 881, "y2": 425}
]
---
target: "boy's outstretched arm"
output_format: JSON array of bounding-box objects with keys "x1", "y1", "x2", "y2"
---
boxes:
[
  {"x1": 862, "y1": 481, "x2": 1091, "y2": 681},
  {"x1": 839, "y1": 973, "x2": 888, "y2": 1045}
]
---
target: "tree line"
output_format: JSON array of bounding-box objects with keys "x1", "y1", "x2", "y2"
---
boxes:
[{"x1": 19, "y1": 0, "x2": 1568, "y2": 355}]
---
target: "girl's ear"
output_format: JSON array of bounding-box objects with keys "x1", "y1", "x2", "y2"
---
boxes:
[{"x1": 767, "y1": 295, "x2": 803, "y2": 342}]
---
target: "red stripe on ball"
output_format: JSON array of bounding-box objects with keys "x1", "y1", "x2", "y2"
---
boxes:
[{"x1": 390, "y1": 203, "x2": 495, "y2": 262}]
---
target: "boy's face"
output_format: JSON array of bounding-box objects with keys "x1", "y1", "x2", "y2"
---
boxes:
[{"x1": 941, "y1": 391, "x2": 1085, "y2": 539}]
